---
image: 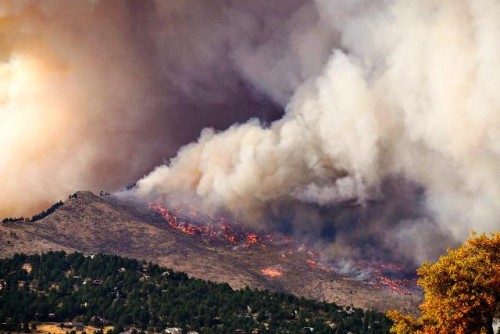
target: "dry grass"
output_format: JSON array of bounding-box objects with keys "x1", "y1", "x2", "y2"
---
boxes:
[{"x1": 37, "y1": 323, "x2": 113, "y2": 334}]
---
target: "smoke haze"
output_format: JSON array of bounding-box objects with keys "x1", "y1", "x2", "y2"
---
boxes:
[
  {"x1": 2, "y1": 0, "x2": 500, "y2": 264},
  {"x1": 0, "y1": 0, "x2": 299, "y2": 216}
]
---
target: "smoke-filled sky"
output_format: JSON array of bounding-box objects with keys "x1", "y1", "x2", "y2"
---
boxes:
[{"x1": 2, "y1": 0, "x2": 500, "y2": 264}]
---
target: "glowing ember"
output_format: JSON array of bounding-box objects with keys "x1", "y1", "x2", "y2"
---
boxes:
[
  {"x1": 246, "y1": 233, "x2": 259, "y2": 245},
  {"x1": 306, "y1": 259, "x2": 318, "y2": 270},
  {"x1": 261, "y1": 267, "x2": 283, "y2": 278}
]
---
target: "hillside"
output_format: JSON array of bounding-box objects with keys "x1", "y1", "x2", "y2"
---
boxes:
[
  {"x1": 0, "y1": 251, "x2": 392, "y2": 333},
  {"x1": 0, "y1": 191, "x2": 419, "y2": 313}
]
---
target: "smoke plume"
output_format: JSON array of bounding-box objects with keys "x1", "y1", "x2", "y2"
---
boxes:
[
  {"x1": 2, "y1": 0, "x2": 500, "y2": 264},
  {"x1": 135, "y1": 0, "x2": 500, "y2": 264}
]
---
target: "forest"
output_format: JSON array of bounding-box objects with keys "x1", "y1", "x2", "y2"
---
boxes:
[{"x1": 0, "y1": 251, "x2": 391, "y2": 334}]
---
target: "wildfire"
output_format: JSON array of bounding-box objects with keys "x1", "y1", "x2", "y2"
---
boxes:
[
  {"x1": 370, "y1": 263, "x2": 416, "y2": 294},
  {"x1": 261, "y1": 267, "x2": 283, "y2": 278},
  {"x1": 148, "y1": 201, "x2": 270, "y2": 247},
  {"x1": 148, "y1": 201, "x2": 417, "y2": 295},
  {"x1": 334, "y1": 260, "x2": 417, "y2": 295}
]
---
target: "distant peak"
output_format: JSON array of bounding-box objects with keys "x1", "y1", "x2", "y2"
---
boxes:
[{"x1": 68, "y1": 191, "x2": 98, "y2": 200}]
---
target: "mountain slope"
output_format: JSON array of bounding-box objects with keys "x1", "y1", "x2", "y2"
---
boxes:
[{"x1": 0, "y1": 191, "x2": 419, "y2": 313}]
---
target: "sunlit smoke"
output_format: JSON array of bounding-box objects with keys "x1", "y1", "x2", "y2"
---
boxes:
[
  {"x1": 0, "y1": 0, "x2": 298, "y2": 217},
  {"x1": 0, "y1": 1, "x2": 165, "y2": 216}
]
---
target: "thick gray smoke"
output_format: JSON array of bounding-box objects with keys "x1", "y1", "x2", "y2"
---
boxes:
[
  {"x1": 2, "y1": 0, "x2": 498, "y2": 265},
  {"x1": 135, "y1": 0, "x2": 500, "y2": 264}
]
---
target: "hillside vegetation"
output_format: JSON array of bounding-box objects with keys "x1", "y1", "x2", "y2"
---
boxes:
[{"x1": 0, "y1": 252, "x2": 391, "y2": 334}]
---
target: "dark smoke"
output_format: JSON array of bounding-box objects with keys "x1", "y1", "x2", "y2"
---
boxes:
[{"x1": 2, "y1": 1, "x2": 498, "y2": 266}]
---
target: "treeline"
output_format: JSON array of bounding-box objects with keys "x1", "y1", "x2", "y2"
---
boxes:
[
  {"x1": 2, "y1": 201, "x2": 63, "y2": 224},
  {"x1": 0, "y1": 252, "x2": 391, "y2": 333}
]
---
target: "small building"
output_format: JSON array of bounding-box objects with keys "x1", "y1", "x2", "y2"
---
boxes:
[
  {"x1": 74, "y1": 322, "x2": 84, "y2": 331},
  {"x1": 139, "y1": 274, "x2": 151, "y2": 282},
  {"x1": 119, "y1": 330, "x2": 134, "y2": 334},
  {"x1": 91, "y1": 316, "x2": 111, "y2": 326},
  {"x1": 119, "y1": 328, "x2": 139, "y2": 334},
  {"x1": 325, "y1": 320, "x2": 337, "y2": 329},
  {"x1": 165, "y1": 328, "x2": 183, "y2": 334},
  {"x1": 59, "y1": 322, "x2": 74, "y2": 329},
  {"x1": 22, "y1": 263, "x2": 33, "y2": 274}
]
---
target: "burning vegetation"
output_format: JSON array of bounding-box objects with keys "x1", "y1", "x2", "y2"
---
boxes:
[
  {"x1": 148, "y1": 202, "x2": 271, "y2": 248},
  {"x1": 148, "y1": 201, "x2": 417, "y2": 295},
  {"x1": 354, "y1": 262, "x2": 417, "y2": 295},
  {"x1": 260, "y1": 267, "x2": 284, "y2": 278}
]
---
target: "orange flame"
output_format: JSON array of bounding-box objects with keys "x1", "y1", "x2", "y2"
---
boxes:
[
  {"x1": 261, "y1": 267, "x2": 283, "y2": 278},
  {"x1": 149, "y1": 201, "x2": 272, "y2": 247}
]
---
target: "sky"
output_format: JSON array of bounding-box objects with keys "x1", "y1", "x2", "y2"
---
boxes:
[{"x1": 2, "y1": 0, "x2": 500, "y2": 264}]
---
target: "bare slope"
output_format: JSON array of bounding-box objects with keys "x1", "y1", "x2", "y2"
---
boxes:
[{"x1": 0, "y1": 191, "x2": 418, "y2": 313}]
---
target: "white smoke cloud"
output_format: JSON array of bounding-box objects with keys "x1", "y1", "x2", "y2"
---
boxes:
[
  {"x1": 292, "y1": 176, "x2": 366, "y2": 206},
  {"x1": 136, "y1": 0, "x2": 500, "y2": 256}
]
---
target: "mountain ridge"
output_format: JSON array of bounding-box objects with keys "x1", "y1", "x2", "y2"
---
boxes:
[{"x1": 0, "y1": 191, "x2": 419, "y2": 313}]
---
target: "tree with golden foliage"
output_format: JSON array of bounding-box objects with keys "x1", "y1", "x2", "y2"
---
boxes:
[{"x1": 388, "y1": 232, "x2": 500, "y2": 334}]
